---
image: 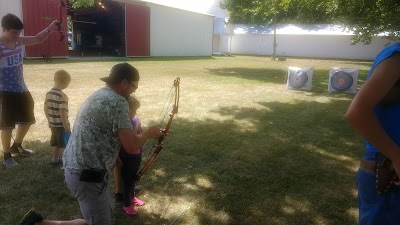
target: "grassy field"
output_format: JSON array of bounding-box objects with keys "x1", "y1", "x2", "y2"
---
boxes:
[{"x1": 0, "y1": 55, "x2": 372, "y2": 225}]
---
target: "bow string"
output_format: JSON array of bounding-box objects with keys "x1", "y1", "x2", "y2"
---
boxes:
[{"x1": 136, "y1": 77, "x2": 180, "y2": 181}]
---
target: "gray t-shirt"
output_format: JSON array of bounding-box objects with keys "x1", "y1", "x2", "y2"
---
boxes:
[{"x1": 63, "y1": 87, "x2": 132, "y2": 173}]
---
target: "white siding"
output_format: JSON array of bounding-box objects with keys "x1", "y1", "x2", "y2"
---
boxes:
[
  {"x1": 0, "y1": 0, "x2": 23, "y2": 27},
  {"x1": 230, "y1": 33, "x2": 394, "y2": 60},
  {"x1": 0, "y1": 0, "x2": 25, "y2": 56},
  {"x1": 148, "y1": 3, "x2": 214, "y2": 56}
]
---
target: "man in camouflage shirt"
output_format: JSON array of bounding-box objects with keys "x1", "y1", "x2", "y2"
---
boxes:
[{"x1": 63, "y1": 63, "x2": 161, "y2": 225}]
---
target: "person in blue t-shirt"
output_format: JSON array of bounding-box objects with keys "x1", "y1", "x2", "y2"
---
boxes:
[{"x1": 346, "y1": 43, "x2": 400, "y2": 225}]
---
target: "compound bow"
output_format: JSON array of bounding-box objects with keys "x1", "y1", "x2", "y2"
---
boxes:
[
  {"x1": 136, "y1": 77, "x2": 180, "y2": 182},
  {"x1": 43, "y1": 0, "x2": 66, "y2": 62}
]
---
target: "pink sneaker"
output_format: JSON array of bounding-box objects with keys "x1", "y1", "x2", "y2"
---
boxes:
[
  {"x1": 122, "y1": 205, "x2": 137, "y2": 215},
  {"x1": 132, "y1": 197, "x2": 145, "y2": 206}
]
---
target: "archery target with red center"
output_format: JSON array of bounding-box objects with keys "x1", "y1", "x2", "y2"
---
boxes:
[
  {"x1": 286, "y1": 67, "x2": 313, "y2": 91},
  {"x1": 328, "y1": 68, "x2": 358, "y2": 94}
]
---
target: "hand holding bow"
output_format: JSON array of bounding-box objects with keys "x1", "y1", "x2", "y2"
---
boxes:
[{"x1": 136, "y1": 77, "x2": 180, "y2": 181}]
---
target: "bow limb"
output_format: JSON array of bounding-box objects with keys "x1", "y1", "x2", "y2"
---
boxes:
[
  {"x1": 43, "y1": 0, "x2": 65, "y2": 62},
  {"x1": 57, "y1": 0, "x2": 66, "y2": 42},
  {"x1": 136, "y1": 77, "x2": 180, "y2": 182}
]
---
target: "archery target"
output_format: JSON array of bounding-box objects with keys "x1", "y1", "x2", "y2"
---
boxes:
[
  {"x1": 328, "y1": 68, "x2": 358, "y2": 94},
  {"x1": 286, "y1": 67, "x2": 313, "y2": 91}
]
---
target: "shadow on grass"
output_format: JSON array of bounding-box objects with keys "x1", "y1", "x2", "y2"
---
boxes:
[
  {"x1": 24, "y1": 56, "x2": 216, "y2": 65},
  {"x1": 346, "y1": 61, "x2": 373, "y2": 67},
  {"x1": 0, "y1": 99, "x2": 361, "y2": 225},
  {"x1": 206, "y1": 67, "x2": 287, "y2": 84},
  {"x1": 132, "y1": 99, "x2": 361, "y2": 224},
  {"x1": 0, "y1": 140, "x2": 83, "y2": 223},
  {"x1": 207, "y1": 66, "x2": 370, "y2": 97}
]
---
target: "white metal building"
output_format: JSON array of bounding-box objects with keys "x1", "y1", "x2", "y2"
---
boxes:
[{"x1": 142, "y1": 1, "x2": 214, "y2": 56}]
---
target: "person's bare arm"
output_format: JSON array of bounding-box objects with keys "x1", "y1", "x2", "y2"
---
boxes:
[
  {"x1": 118, "y1": 125, "x2": 162, "y2": 154},
  {"x1": 346, "y1": 54, "x2": 400, "y2": 176},
  {"x1": 17, "y1": 20, "x2": 59, "y2": 46},
  {"x1": 60, "y1": 108, "x2": 70, "y2": 132},
  {"x1": 43, "y1": 103, "x2": 50, "y2": 123}
]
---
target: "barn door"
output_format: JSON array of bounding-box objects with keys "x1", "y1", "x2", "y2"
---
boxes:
[
  {"x1": 21, "y1": 0, "x2": 68, "y2": 59},
  {"x1": 125, "y1": 3, "x2": 150, "y2": 57}
]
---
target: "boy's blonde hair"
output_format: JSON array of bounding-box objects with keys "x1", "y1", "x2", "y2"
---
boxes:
[
  {"x1": 54, "y1": 69, "x2": 71, "y2": 84},
  {"x1": 127, "y1": 95, "x2": 140, "y2": 110}
]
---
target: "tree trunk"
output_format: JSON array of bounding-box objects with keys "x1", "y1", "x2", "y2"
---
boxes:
[{"x1": 271, "y1": 24, "x2": 277, "y2": 60}]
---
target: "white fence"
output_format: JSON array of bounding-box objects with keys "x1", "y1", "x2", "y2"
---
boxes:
[{"x1": 227, "y1": 33, "x2": 393, "y2": 60}]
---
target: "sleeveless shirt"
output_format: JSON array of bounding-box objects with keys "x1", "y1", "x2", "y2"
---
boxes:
[
  {"x1": 0, "y1": 41, "x2": 27, "y2": 92},
  {"x1": 364, "y1": 43, "x2": 400, "y2": 159}
]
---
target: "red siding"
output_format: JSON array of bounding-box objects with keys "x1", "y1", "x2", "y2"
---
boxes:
[
  {"x1": 22, "y1": 0, "x2": 68, "y2": 58},
  {"x1": 125, "y1": 4, "x2": 150, "y2": 57}
]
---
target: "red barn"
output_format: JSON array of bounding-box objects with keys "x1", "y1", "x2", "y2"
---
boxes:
[{"x1": 0, "y1": 0, "x2": 214, "y2": 58}]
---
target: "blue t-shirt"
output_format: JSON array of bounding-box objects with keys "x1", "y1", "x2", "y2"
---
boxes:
[{"x1": 364, "y1": 43, "x2": 400, "y2": 160}]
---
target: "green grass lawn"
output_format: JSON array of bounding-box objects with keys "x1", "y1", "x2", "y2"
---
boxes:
[{"x1": 0, "y1": 55, "x2": 371, "y2": 225}]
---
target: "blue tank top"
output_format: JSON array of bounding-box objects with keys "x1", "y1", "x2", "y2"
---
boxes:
[
  {"x1": 0, "y1": 41, "x2": 27, "y2": 92},
  {"x1": 364, "y1": 43, "x2": 400, "y2": 160}
]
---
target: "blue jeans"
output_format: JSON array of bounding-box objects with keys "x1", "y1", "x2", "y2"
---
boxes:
[{"x1": 357, "y1": 168, "x2": 400, "y2": 225}]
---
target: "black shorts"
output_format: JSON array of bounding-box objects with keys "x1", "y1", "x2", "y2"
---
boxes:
[
  {"x1": 50, "y1": 127, "x2": 67, "y2": 148},
  {"x1": 0, "y1": 91, "x2": 35, "y2": 129}
]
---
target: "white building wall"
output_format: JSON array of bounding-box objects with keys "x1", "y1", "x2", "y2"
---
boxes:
[
  {"x1": 231, "y1": 34, "x2": 273, "y2": 56},
  {"x1": 230, "y1": 34, "x2": 393, "y2": 60},
  {"x1": 0, "y1": 0, "x2": 23, "y2": 28},
  {"x1": 148, "y1": 3, "x2": 214, "y2": 56},
  {"x1": 0, "y1": 0, "x2": 26, "y2": 55},
  {"x1": 219, "y1": 34, "x2": 233, "y2": 54}
]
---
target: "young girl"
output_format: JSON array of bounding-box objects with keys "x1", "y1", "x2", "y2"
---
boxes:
[{"x1": 114, "y1": 95, "x2": 145, "y2": 215}]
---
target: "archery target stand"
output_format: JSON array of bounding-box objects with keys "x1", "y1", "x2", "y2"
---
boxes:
[
  {"x1": 328, "y1": 68, "x2": 358, "y2": 94},
  {"x1": 286, "y1": 66, "x2": 313, "y2": 91}
]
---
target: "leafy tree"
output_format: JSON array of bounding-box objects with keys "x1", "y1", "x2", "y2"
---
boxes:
[
  {"x1": 68, "y1": 0, "x2": 95, "y2": 8},
  {"x1": 221, "y1": 0, "x2": 335, "y2": 24},
  {"x1": 335, "y1": 0, "x2": 400, "y2": 44},
  {"x1": 220, "y1": 0, "x2": 337, "y2": 58},
  {"x1": 221, "y1": 0, "x2": 400, "y2": 45}
]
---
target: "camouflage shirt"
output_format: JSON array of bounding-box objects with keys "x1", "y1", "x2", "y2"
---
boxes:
[{"x1": 63, "y1": 87, "x2": 133, "y2": 173}]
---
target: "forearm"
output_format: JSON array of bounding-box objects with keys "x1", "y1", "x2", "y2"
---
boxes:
[
  {"x1": 119, "y1": 126, "x2": 161, "y2": 154},
  {"x1": 35, "y1": 27, "x2": 52, "y2": 42},
  {"x1": 60, "y1": 109, "x2": 70, "y2": 131},
  {"x1": 44, "y1": 105, "x2": 49, "y2": 122},
  {"x1": 18, "y1": 21, "x2": 57, "y2": 46},
  {"x1": 124, "y1": 131, "x2": 149, "y2": 154},
  {"x1": 346, "y1": 107, "x2": 400, "y2": 161}
]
